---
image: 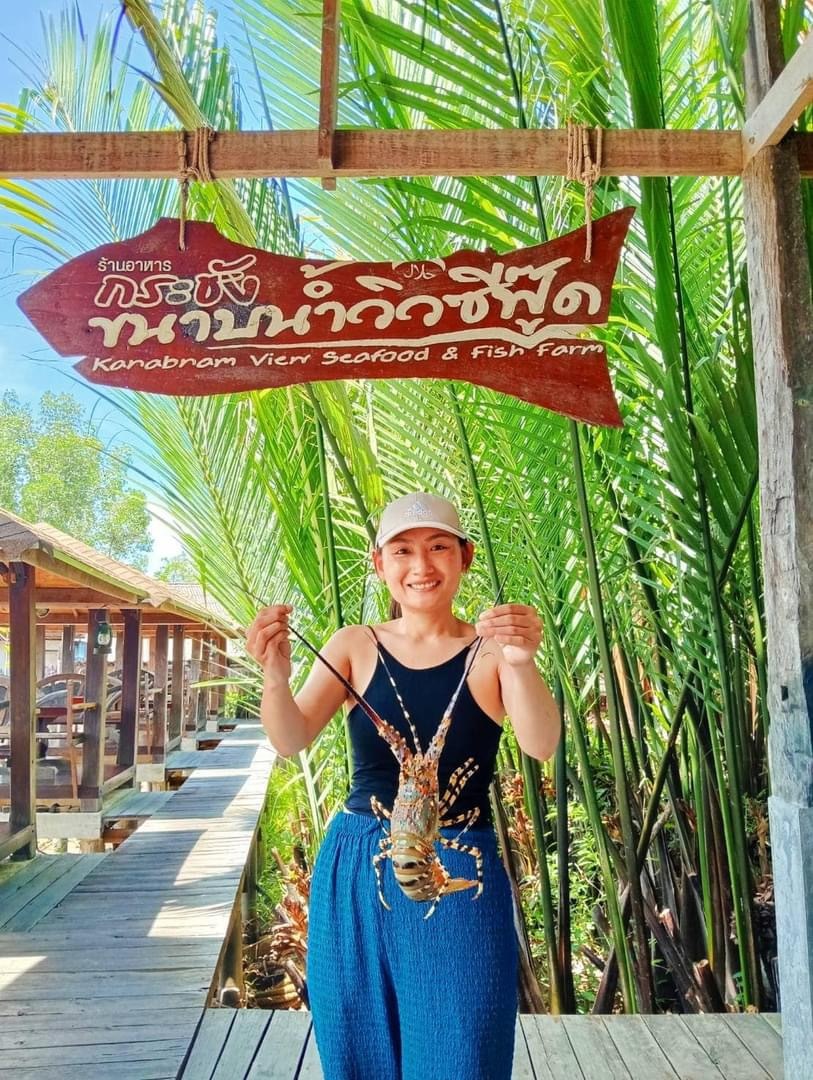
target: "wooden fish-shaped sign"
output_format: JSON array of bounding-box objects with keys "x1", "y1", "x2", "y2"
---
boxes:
[{"x1": 17, "y1": 209, "x2": 634, "y2": 426}]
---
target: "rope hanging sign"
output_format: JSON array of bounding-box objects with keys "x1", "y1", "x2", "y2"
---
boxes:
[{"x1": 17, "y1": 206, "x2": 633, "y2": 427}]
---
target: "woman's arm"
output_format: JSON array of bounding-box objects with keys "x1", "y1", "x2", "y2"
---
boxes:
[
  {"x1": 246, "y1": 606, "x2": 354, "y2": 757},
  {"x1": 476, "y1": 603, "x2": 561, "y2": 761}
]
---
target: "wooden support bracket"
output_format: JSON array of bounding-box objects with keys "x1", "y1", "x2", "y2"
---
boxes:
[
  {"x1": 318, "y1": 0, "x2": 341, "y2": 190},
  {"x1": 743, "y1": 28, "x2": 813, "y2": 165}
]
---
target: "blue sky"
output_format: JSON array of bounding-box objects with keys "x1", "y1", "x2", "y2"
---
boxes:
[{"x1": 0, "y1": 2, "x2": 182, "y2": 568}]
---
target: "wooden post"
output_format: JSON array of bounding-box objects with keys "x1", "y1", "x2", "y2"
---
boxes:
[
  {"x1": 186, "y1": 635, "x2": 202, "y2": 734},
  {"x1": 35, "y1": 624, "x2": 45, "y2": 680},
  {"x1": 118, "y1": 609, "x2": 142, "y2": 768},
  {"x1": 61, "y1": 624, "x2": 75, "y2": 673},
  {"x1": 213, "y1": 634, "x2": 227, "y2": 718},
  {"x1": 81, "y1": 608, "x2": 109, "y2": 808},
  {"x1": 318, "y1": 0, "x2": 341, "y2": 190},
  {"x1": 152, "y1": 624, "x2": 168, "y2": 758},
  {"x1": 168, "y1": 625, "x2": 185, "y2": 748},
  {"x1": 9, "y1": 562, "x2": 36, "y2": 860},
  {"x1": 200, "y1": 634, "x2": 212, "y2": 728},
  {"x1": 743, "y1": 2, "x2": 813, "y2": 1068}
]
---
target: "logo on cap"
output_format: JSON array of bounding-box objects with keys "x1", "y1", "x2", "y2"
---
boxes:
[{"x1": 404, "y1": 499, "x2": 432, "y2": 521}]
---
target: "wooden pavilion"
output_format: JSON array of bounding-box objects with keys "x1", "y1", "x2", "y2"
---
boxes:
[
  {"x1": 0, "y1": 0, "x2": 811, "y2": 1076},
  {"x1": 0, "y1": 510, "x2": 237, "y2": 855}
]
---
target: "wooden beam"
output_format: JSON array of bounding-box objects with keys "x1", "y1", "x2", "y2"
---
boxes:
[
  {"x1": 118, "y1": 608, "x2": 142, "y2": 769},
  {"x1": 743, "y1": 0, "x2": 813, "y2": 1069},
  {"x1": 152, "y1": 624, "x2": 168, "y2": 759},
  {"x1": 3, "y1": 127, "x2": 813, "y2": 178},
  {"x1": 81, "y1": 608, "x2": 109, "y2": 809},
  {"x1": 318, "y1": 0, "x2": 341, "y2": 190},
  {"x1": 743, "y1": 29, "x2": 813, "y2": 165},
  {"x1": 185, "y1": 635, "x2": 202, "y2": 735},
  {"x1": 168, "y1": 625, "x2": 185, "y2": 747},
  {"x1": 35, "y1": 625, "x2": 45, "y2": 681},
  {"x1": 8, "y1": 562, "x2": 36, "y2": 860},
  {"x1": 60, "y1": 624, "x2": 75, "y2": 673},
  {"x1": 0, "y1": 609, "x2": 208, "y2": 628},
  {"x1": 13, "y1": 549, "x2": 142, "y2": 604}
]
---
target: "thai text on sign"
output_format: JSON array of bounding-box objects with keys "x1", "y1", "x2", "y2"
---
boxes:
[{"x1": 17, "y1": 209, "x2": 634, "y2": 426}]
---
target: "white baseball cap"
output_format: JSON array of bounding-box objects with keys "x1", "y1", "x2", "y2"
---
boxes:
[{"x1": 375, "y1": 492, "x2": 468, "y2": 548}]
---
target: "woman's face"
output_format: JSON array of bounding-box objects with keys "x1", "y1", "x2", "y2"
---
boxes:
[{"x1": 373, "y1": 527, "x2": 473, "y2": 612}]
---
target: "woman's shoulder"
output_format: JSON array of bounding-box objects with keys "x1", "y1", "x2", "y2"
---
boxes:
[{"x1": 322, "y1": 623, "x2": 376, "y2": 656}]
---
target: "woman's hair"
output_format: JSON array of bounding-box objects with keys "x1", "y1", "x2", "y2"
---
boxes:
[{"x1": 384, "y1": 536, "x2": 470, "y2": 620}]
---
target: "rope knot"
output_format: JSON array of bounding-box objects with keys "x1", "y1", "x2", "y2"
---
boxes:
[{"x1": 566, "y1": 121, "x2": 603, "y2": 262}]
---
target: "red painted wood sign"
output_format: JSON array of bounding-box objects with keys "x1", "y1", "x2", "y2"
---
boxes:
[{"x1": 18, "y1": 209, "x2": 634, "y2": 426}]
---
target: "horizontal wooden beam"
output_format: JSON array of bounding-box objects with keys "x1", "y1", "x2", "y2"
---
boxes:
[
  {"x1": 0, "y1": 608, "x2": 209, "y2": 628},
  {"x1": 2, "y1": 128, "x2": 812, "y2": 179},
  {"x1": 743, "y1": 30, "x2": 813, "y2": 165},
  {"x1": 0, "y1": 587, "x2": 123, "y2": 606},
  {"x1": 16, "y1": 550, "x2": 143, "y2": 604}
]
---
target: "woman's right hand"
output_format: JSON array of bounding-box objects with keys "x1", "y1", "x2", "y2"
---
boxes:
[{"x1": 246, "y1": 604, "x2": 293, "y2": 685}]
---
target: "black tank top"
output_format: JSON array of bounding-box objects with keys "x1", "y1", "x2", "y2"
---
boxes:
[{"x1": 344, "y1": 636, "x2": 503, "y2": 825}]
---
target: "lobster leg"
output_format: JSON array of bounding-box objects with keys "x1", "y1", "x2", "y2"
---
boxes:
[
  {"x1": 440, "y1": 805, "x2": 480, "y2": 831},
  {"x1": 439, "y1": 757, "x2": 479, "y2": 813},
  {"x1": 437, "y1": 836, "x2": 484, "y2": 898},
  {"x1": 372, "y1": 837, "x2": 393, "y2": 910},
  {"x1": 370, "y1": 795, "x2": 391, "y2": 821}
]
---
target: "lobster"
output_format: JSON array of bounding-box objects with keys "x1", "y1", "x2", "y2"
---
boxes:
[{"x1": 287, "y1": 623, "x2": 485, "y2": 919}]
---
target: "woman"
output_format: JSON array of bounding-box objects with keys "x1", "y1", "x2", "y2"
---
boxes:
[{"x1": 246, "y1": 492, "x2": 560, "y2": 1080}]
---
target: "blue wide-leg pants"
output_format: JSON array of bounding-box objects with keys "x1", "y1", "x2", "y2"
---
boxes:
[{"x1": 307, "y1": 810, "x2": 519, "y2": 1080}]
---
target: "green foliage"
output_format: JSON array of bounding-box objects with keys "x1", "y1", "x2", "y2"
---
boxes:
[
  {"x1": 0, "y1": 390, "x2": 152, "y2": 568},
  {"x1": 154, "y1": 553, "x2": 198, "y2": 582}
]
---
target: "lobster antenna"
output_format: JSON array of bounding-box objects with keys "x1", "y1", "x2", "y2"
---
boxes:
[
  {"x1": 237, "y1": 584, "x2": 387, "y2": 733},
  {"x1": 425, "y1": 571, "x2": 507, "y2": 760}
]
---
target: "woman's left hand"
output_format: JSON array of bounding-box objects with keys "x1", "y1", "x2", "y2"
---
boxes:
[{"x1": 475, "y1": 603, "x2": 542, "y2": 667}]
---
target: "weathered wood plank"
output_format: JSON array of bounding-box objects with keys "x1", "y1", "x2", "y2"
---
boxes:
[
  {"x1": 0, "y1": 945, "x2": 216, "y2": 975},
  {"x1": 1, "y1": 854, "x2": 105, "y2": 931},
  {"x1": 4, "y1": 128, "x2": 813, "y2": 180},
  {"x1": 296, "y1": 1020, "x2": 325, "y2": 1079},
  {"x1": 642, "y1": 1016, "x2": 725, "y2": 1080},
  {"x1": 0, "y1": 990, "x2": 208, "y2": 1018},
  {"x1": 519, "y1": 1014, "x2": 554, "y2": 1080},
  {"x1": 246, "y1": 1010, "x2": 311, "y2": 1080},
  {"x1": 512, "y1": 1017, "x2": 540, "y2": 1079},
  {"x1": 0, "y1": 855, "x2": 102, "y2": 929},
  {"x1": 560, "y1": 1015, "x2": 630, "y2": 1079},
  {"x1": 743, "y1": 29, "x2": 813, "y2": 163},
  {"x1": 743, "y1": 5, "x2": 813, "y2": 1075},
  {"x1": 721, "y1": 1015, "x2": 784, "y2": 1079},
  {"x1": 762, "y1": 1014, "x2": 782, "y2": 1036},
  {"x1": 102, "y1": 790, "x2": 174, "y2": 822},
  {"x1": 180, "y1": 1009, "x2": 236, "y2": 1080},
  {"x1": 0, "y1": 969, "x2": 215, "y2": 1000},
  {"x1": 0, "y1": 853, "x2": 56, "y2": 894},
  {"x1": 683, "y1": 1015, "x2": 769, "y2": 1080},
  {"x1": 6, "y1": 1060, "x2": 176, "y2": 1080},
  {"x1": 601, "y1": 1015, "x2": 679, "y2": 1080},
  {"x1": 530, "y1": 1016, "x2": 585, "y2": 1077},
  {"x1": 0, "y1": 1008, "x2": 202, "y2": 1044},
  {"x1": 0, "y1": 1038, "x2": 189, "y2": 1069},
  {"x1": 211, "y1": 1010, "x2": 273, "y2": 1079}
]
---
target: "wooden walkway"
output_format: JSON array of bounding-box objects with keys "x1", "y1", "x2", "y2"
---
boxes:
[
  {"x1": 181, "y1": 1009, "x2": 784, "y2": 1080},
  {"x1": 0, "y1": 721, "x2": 275, "y2": 1080}
]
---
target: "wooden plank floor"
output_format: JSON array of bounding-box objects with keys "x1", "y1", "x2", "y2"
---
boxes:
[
  {"x1": 101, "y1": 788, "x2": 175, "y2": 822},
  {"x1": 0, "y1": 853, "x2": 105, "y2": 932},
  {"x1": 180, "y1": 1010, "x2": 784, "y2": 1080},
  {"x1": 0, "y1": 722, "x2": 276, "y2": 1080}
]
